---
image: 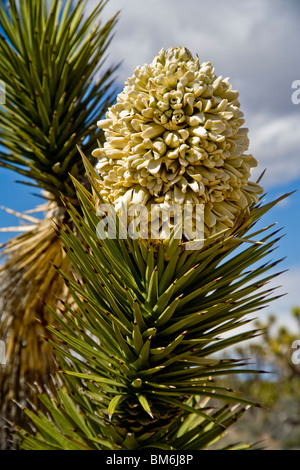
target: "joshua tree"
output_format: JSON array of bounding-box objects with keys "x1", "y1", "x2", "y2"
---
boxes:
[
  {"x1": 0, "y1": 0, "x2": 119, "y2": 448},
  {"x1": 16, "y1": 48, "x2": 291, "y2": 450}
]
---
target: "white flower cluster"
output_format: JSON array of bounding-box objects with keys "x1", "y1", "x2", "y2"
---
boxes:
[{"x1": 93, "y1": 47, "x2": 263, "y2": 239}]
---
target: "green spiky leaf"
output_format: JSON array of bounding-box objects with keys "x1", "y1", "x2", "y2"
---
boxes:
[{"x1": 0, "y1": 0, "x2": 119, "y2": 201}]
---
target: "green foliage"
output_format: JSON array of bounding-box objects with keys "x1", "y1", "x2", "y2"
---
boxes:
[
  {"x1": 0, "y1": 0, "x2": 119, "y2": 450},
  {"x1": 0, "y1": 0, "x2": 119, "y2": 201},
  {"x1": 220, "y1": 309, "x2": 300, "y2": 449},
  {"x1": 16, "y1": 160, "x2": 292, "y2": 450}
]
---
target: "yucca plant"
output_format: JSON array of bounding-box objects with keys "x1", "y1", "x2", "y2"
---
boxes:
[
  {"x1": 16, "y1": 157, "x2": 289, "y2": 450},
  {"x1": 0, "y1": 0, "x2": 119, "y2": 448},
  {"x1": 16, "y1": 47, "x2": 291, "y2": 450}
]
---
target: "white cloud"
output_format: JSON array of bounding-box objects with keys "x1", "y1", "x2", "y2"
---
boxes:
[
  {"x1": 248, "y1": 113, "x2": 300, "y2": 188},
  {"x1": 93, "y1": 0, "x2": 300, "y2": 95}
]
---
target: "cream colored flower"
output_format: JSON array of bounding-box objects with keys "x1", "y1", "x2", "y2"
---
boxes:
[{"x1": 93, "y1": 47, "x2": 263, "y2": 240}]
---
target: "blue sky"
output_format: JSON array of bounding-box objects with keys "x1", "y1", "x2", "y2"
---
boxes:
[{"x1": 0, "y1": 0, "x2": 299, "y2": 328}]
